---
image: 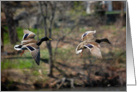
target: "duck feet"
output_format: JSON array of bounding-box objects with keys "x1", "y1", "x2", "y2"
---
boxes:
[
  {"x1": 20, "y1": 50, "x2": 25, "y2": 56},
  {"x1": 80, "y1": 53, "x2": 83, "y2": 58}
]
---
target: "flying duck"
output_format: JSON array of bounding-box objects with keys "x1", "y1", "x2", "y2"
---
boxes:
[
  {"x1": 14, "y1": 30, "x2": 52, "y2": 65},
  {"x1": 76, "y1": 30, "x2": 111, "y2": 58}
]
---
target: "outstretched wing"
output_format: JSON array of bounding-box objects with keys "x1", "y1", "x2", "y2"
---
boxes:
[
  {"x1": 25, "y1": 44, "x2": 40, "y2": 65},
  {"x1": 84, "y1": 43, "x2": 102, "y2": 59},
  {"x1": 81, "y1": 30, "x2": 96, "y2": 41},
  {"x1": 21, "y1": 39, "x2": 37, "y2": 45},
  {"x1": 22, "y1": 29, "x2": 36, "y2": 40},
  {"x1": 76, "y1": 42, "x2": 85, "y2": 54}
]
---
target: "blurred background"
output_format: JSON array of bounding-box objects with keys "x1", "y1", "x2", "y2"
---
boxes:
[{"x1": 1, "y1": 1, "x2": 126, "y2": 91}]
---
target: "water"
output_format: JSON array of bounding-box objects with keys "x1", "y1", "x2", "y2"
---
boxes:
[{"x1": 37, "y1": 87, "x2": 126, "y2": 91}]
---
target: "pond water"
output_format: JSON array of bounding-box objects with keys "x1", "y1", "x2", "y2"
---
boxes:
[{"x1": 37, "y1": 87, "x2": 126, "y2": 91}]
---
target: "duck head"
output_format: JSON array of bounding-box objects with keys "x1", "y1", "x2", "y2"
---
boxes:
[
  {"x1": 41, "y1": 37, "x2": 52, "y2": 41},
  {"x1": 37, "y1": 37, "x2": 52, "y2": 46}
]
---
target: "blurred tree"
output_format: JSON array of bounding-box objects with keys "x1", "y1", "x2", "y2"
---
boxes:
[
  {"x1": 120, "y1": 1, "x2": 125, "y2": 26},
  {"x1": 2, "y1": 1, "x2": 19, "y2": 44},
  {"x1": 39, "y1": 1, "x2": 56, "y2": 77},
  {"x1": 1, "y1": 12, "x2": 7, "y2": 52}
]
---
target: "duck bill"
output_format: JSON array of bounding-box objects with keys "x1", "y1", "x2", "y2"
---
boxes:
[{"x1": 49, "y1": 38, "x2": 52, "y2": 40}]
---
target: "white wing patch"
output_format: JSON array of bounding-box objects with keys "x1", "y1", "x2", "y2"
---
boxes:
[
  {"x1": 14, "y1": 45, "x2": 22, "y2": 51},
  {"x1": 76, "y1": 43, "x2": 83, "y2": 54},
  {"x1": 76, "y1": 49, "x2": 82, "y2": 54}
]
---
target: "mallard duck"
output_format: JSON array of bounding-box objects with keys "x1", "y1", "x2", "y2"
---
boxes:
[
  {"x1": 81, "y1": 30, "x2": 96, "y2": 42},
  {"x1": 76, "y1": 30, "x2": 111, "y2": 58},
  {"x1": 14, "y1": 30, "x2": 52, "y2": 65}
]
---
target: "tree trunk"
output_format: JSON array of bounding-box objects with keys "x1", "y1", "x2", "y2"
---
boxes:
[
  {"x1": 3, "y1": 2, "x2": 19, "y2": 44},
  {"x1": 1, "y1": 27, "x2": 5, "y2": 52},
  {"x1": 47, "y1": 2, "x2": 56, "y2": 76},
  {"x1": 120, "y1": 2, "x2": 125, "y2": 26},
  {"x1": 47, "y1": 41, "x2": 53, "y2": 76},
  {"x1": 39, "y1": 1, "x2": 56, "y2": 77}
]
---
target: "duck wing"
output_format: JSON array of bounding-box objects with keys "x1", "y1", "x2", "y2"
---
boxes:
[
  {"x1": 76, "y1": 42, "x2": 86, "y2": 54},
  {"x1": 31, "y1": 47, "x2": 40, "y2": 65},
  {"x1": 81, "y1": 30, "x2": 96, "y2": 42},
  {"x1": 84, "y1": 43, "x2": 102, "y2": 59},
  {"x1": 22, "y1": 29, "x2": 36, "y2": 40},
  {"x1": 21, "y1": 39, "x2": 37, "y2": 45},
  {"x1": 25, "y1": 43, "x2": 40, "y2": 65}
]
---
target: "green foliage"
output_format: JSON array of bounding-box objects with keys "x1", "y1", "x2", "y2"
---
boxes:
[
  {"x1": 1, "y1": 59, "x2": 33, "y2": 69},
  {"x1": 73, "y1": 1, "x2": 84, "y2": 11},
  {"x1": 3, "y1": 26, "x2": 9, "y2": 44},
  {"x1": 79, "y1": 27, "x2": 86, "y2": 32},
  {"x1": 106, "y1": 11, "x2": 126, "y2": 15},
  {"x1": 32, "y1": 70, "x2": 40, "y2": 76},
  {"x1": 1, "y1": 49, "x2": 49, "y2": 69},
  {"x1": 42, "y1": 70, "x2": 48, "y2": 75}
]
